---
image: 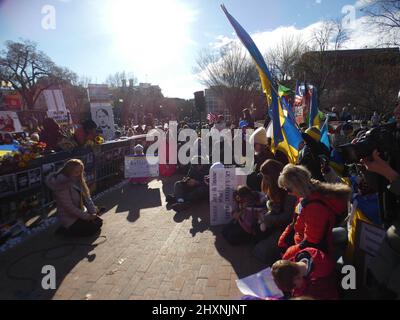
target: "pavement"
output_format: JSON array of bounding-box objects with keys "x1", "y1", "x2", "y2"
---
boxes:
[{"x1": 0, "y1": 176, "x2": 265, "y2": 300}]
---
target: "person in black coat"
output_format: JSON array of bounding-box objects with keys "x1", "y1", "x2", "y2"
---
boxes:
[{"x1": 297, "y1": 127, "x2": 330, "y2": 181}]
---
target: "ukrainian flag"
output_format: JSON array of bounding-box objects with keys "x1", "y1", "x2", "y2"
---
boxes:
[
  {"x1": 221, "y1": 5, "x2": 302, "y2": 164},
  {"x1": 309, "y1": 87, "x2": 320, "y2": 128},
  {"x1": 320, "y1": 115, "x2": 330, "y2": 150},
  {"x1": 274, "y1": 97, "x2": 304, "y2": 164},
  {"x1": 221, "y1": 4, "x2": 277, "y2": 107}
]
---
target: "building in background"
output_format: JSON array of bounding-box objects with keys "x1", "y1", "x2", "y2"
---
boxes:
[{"x1": 299, "y1": 47, "x2": 400, "y2": 118}]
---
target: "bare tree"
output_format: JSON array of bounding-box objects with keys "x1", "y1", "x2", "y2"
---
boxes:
[
  {"x1": 361, "y1": 0, "x2": 400, "y2": 46},
  {"x1": 106, "y1": 71, "x2": 138, "y2": 88},
  {"x1": 76, "y1": 75, "x2": 92, "y2": 88},
  {"x1": 294, "y1": 20, "x2": 348, "y2": 103},
  {"x1": 265, "y1": 35, "x2": 308, "y2": 86},
  {"x1": 0, "y1": 39, "x2": 77, "y2": 110},
  {"x1": 195, "y1": 42, "x2": 261, "y2": 121}
]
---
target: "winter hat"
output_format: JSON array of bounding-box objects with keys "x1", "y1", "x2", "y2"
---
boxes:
[
  {"x1": 250, "y1": 127, "x2": 268, "y2": 146},
  {"x1": 134, "y1": 144, "x2": 144, "y2": 154},
  {"x1": 305, "y1": 126, "x2": 321, "y2": 142}
]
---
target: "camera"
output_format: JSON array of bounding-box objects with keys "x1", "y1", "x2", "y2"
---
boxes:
[{"x1": 338, "y1": 123, "x2": 396, "y2": 164}]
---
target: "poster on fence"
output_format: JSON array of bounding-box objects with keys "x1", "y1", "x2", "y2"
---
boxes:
[
  {"x1": 209, "y1": 167, "x2": 247, "y2": 226},
  {"x1": 124, "y1": 155, "x2": 159, "y2": 178}
]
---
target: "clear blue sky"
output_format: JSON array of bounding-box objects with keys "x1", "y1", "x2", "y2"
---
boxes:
[{"x1": 0, "y1": 0, "x2": 368, "y2": 98}]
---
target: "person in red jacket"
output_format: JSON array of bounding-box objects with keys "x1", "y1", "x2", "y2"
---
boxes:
[
  {"x1": 277, "y1": 164, "x2": 351, "y2": 259},
  {"x1": 271, "y1": 247, "x2": 339, "y2": 299}
]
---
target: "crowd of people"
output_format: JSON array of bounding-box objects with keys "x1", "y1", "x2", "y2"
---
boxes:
[{"x1": 39, "y1": 103, "x2": 400, "y2": 300}]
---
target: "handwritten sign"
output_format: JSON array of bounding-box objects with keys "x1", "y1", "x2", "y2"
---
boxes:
[
  {"x1": 124, "y1": 155, "x2": 159, "y2": 178},
  {"x1": 209, "y1": 166, "x2": 247, "y2": 226}
]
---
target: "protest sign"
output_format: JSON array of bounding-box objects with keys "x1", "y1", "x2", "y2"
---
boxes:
[
  {"x1": 358, "y1": 220, "x2": 386, "y2": 256},
  {"x1": 236, "y1": 267, "x2": 284, "y2": 299},
  {"x1": 0, "y1": 111, "x2": 23, "y2": 134},
  {"x1": 209, "y1": 166, "x2": 247, "y2": 226},
  {"x1": 47, "y1": 110, "x2": 70, "y2": 126},
  {"x1": 43, "y1": 89, "x2": 67, "y2": 112},
  {"x1": 90, "y1": 103, "x2": 115, "y2": 141},
  {"x1": 124, "y1": 155, "x2": 159, "y2": 178}
]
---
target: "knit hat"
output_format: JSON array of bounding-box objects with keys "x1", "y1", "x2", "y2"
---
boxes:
[
  {"x1": 304, "y1": 126, "x2": 321, "y2": 142},
  {"x1": 134, "y1": 144, "x2": 144, "y2": 154},
  {"x1": 250, "y1": 127, "x2": 268, "y2": 146}
]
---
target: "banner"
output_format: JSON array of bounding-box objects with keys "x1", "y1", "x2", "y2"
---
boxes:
[
  {"x1": 209, "y1": 166, "x2": 247, "y2": 226},
  {"x1": 90, "y1": 103, "x2": 115, "y2": 141},
  {"x1": 124, "y1": 155, "x2": 159, "y2": 178},
  {"x1": 0, "y1": 111, "x2": 23, "y2": 134}
]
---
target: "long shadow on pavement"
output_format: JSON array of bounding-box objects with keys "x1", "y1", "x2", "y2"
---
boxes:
[
  {"x1": 0, "y1": 226, "x2": 102, "y2": 300},
  {"x1": 168, "y1": 196, "x2": 266, "y2": 280},
  {"x1": 96, "y1": 180, "x2": 162, "y2": 223}
]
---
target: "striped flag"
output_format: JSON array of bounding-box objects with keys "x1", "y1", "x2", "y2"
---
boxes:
[{"x1": 207, "y1": 113, "x2": 217, "y2": 123}]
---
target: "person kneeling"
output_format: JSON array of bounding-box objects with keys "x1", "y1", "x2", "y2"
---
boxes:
[{"x1": 46, "y1": 159, "x2": 103, "y2": 237}]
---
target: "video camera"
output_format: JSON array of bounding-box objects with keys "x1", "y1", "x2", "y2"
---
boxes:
[
  {"x1": 338, "y1": 123, "x2": 396, "y2": 164},
  {"x1": 338, "y1": 123, "x2": 400, "y2": 226}
]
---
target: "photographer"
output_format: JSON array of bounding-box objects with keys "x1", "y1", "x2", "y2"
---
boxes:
[
  {"x1": 359, "y1": 104, "x2": 400, "y2": 298},
  {"x1": 361, "y1": 150, "x2": 400, "y2": 196}
]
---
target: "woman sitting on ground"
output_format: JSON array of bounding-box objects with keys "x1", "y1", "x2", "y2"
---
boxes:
[
  {"x1": 277, "y1": 164, "x2": 351, "y2": 260},
  {"x1": 222, "y1": 185, "x2": 267, "y2": 246},
  {"x1": 253, "y1": 160, "x2": 297, "y2": 265},
  {"x1": 46, "y1": 159, "x2": 103, "y2": 237}
]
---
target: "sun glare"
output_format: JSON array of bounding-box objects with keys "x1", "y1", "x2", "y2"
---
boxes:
[{"x1": 103, "y1": 0, "x2": 196, "y2": 72}]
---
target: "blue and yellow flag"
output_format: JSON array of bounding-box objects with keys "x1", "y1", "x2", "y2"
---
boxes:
[
  {"x1": 309, "y1": 87, "x2": 320, "y2": 128},
  {"x1": 221, "y1": 5, "x2": 302, "y2": 163},
  {"x1": 320, "y1": 115, "x2": 330, "y2": 150},
  {"x1": 221, "y1": 5, "x2": 277, "y2": 108},
  {"x1": 274, "y1": 97, "x2": 304, "y2": 164}
]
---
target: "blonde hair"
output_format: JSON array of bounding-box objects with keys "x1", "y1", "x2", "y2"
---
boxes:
[
  {"x1": 278, "y1": 164, "x2": 313, "y2": 198},
  {"x1": 58, "y1": 159, "x2": 90, "y2": 198},
  {"x1": 278, "y1": 164, "x2": 352, "y2": 200}
]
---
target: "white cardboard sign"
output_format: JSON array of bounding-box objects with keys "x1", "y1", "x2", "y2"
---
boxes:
[
  {"x1": 209, "y1": 166, "x2": 247, "y2": 226},
  {"x1": 358, "y1": 221, "x2": 386, "y2": 256},
  {"x1": 124, "y1": 155, "x2": 159, "y2": 178}
]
